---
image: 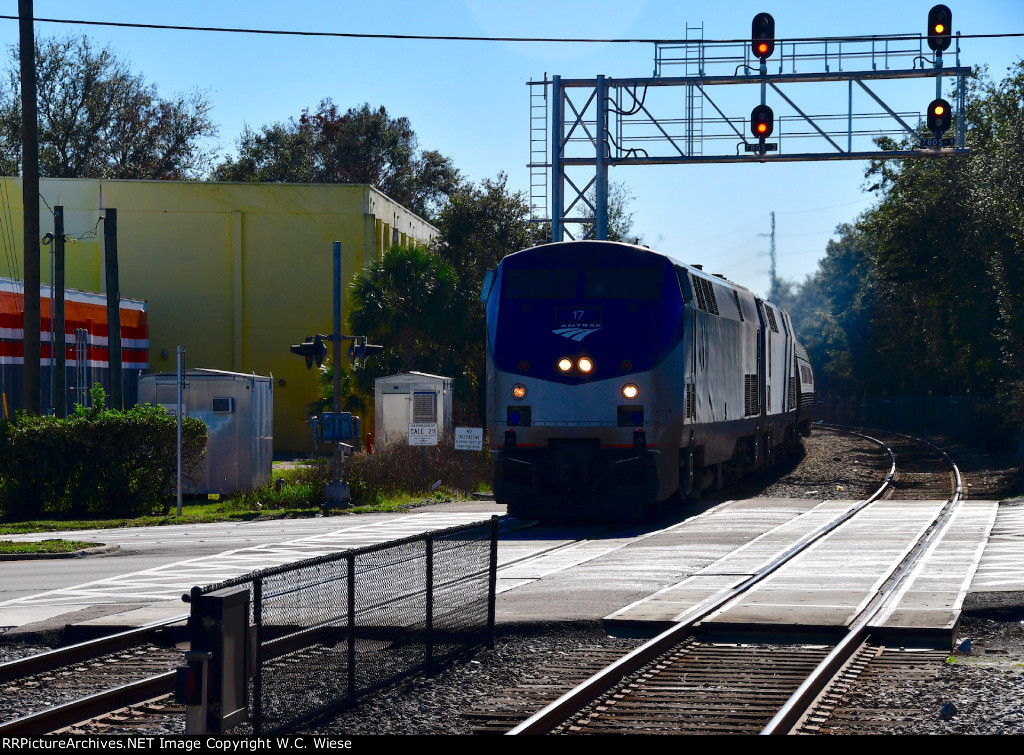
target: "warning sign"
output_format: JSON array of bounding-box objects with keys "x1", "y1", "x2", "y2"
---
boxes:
[
  {"x1": 454, "y1": 427, "x2": 483, "y2": 451},
  {"x1": 408, "y1": 422, "x2": 438, "y2": 446}
]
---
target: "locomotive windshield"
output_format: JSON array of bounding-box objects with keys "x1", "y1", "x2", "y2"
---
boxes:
[
  {"x1": 501, "y1": 266, "x2": 663, "y2": 301},
  {"x1": 502, "y1": 268, "x2": 577, "y2": 299},
  {"x1": 488, "y1": 242, "x2": 686, "y2": 382},
  {"x1": 584, "y1": 267, "x2": 662, "y2": 299}
]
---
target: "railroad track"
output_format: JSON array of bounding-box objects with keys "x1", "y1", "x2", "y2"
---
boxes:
[
  {"x1": 467, "y1": 427, "x2": 966, "y2": 735},
  {"x1": 0, "y1": 618, "x2": 187, "y2": 735},
  {"x1": 0, "y1": 517, "x2": 609, "y2": 736}
]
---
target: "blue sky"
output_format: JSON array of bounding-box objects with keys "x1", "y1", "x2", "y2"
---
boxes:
[{"x1": 3, "y1": 1, "x2": 1022, "y2": 296}]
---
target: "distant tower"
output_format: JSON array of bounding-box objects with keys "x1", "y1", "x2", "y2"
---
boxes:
[{"x1": 768, "y1": 211, "x2": 777, "y2": 291}]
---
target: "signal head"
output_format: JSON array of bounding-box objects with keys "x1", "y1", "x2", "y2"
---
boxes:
[
  {"x1": 927, "y1": 4, "x2": 952, "y2": 52},
  {"x1": 750, "y1": 104, "x2": 774, "y2": 139},
  {"x1": 751, "y1": 12, "x2": 775, "y2": 61},
  {"x1": 312, "y1": 334, "x2": 328, "y2": 367},
  {"x1": 927, "y1": 98, "x2": 952, "y2": 136}
]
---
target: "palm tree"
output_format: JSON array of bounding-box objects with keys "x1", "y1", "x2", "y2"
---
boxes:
[{"x1": 347, "y1": 244, "x2": 469, "y2": 373}]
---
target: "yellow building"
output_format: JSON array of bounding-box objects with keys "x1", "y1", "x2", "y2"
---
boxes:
[{"x1": 0, "y1": 177, "x2": 437, "y2": 452}]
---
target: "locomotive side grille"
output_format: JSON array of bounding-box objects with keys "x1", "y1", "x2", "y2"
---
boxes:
[
  {"x1": 685, "y1": 383, "x2": 695, "y2": 419},
  {"x1": 733, "y1": 290, "x2": 744, "y2": 321},
  {"x1": 764, "y1": 306, "x2": 779, "y2": 333},
  {"x1": 693, "y1": 274, "x2": 708, "y2": 311},
  {"x1": 744, "y1": 374, "x2": 759, "y2": 416},
  {"x1": 789, "y1": 376, "x2": 797, "y2": 409},
  {"x1": 691, "y1": 275, "x2": 719, "y2": 315}
]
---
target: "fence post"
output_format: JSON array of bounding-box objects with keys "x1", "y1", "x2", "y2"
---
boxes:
[
  {"x1": 347, "y1": 554, "x2": 356, "y2": 697},
  {"x1": 426, "y1": 536, "x2": 435, "y2": 676},
  {"x1": 488, "y1": 516, "x2": 498, "y2": 649},
  {"x1": 184, "y1": 586, "x2": 208, "y2": 735},
  {"x1": 252, "y1": 577, "x2": 262, "y2": 735}
]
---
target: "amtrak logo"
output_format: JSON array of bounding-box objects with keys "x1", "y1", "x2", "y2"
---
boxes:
[{"x1": 553, "y1": 325, "x2": 600, "y2": 341}]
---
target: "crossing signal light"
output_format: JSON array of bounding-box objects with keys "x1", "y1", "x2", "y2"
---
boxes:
[
  {"x1": 751, "y1": 13, "x2": 775, "y2": 61},
  {"x1": 750, "y1": 104, "x2": 774, "y2": 139},
  {"x1": 347, "y1": 336, "x2": 384, "y2": 368},
  {"x1": 927, "y1": 98, "x2": 952, "y2": 136},
  {"x1": 290, "y1": 334, "x2": 328, "y2": 369},
  {"x1": 928, "y1": 5, "x2": 952, "y2": 52}
]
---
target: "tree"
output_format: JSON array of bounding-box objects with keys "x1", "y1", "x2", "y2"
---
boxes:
[
  {"x1": 786, "y1": 60, "x2": 1024, "y2": 427},
  {"x1": 431, "y1": 172, "x2": 531, "y2": 289},
  {"x1": 347, "y1": 244, "x2": 472, "y2": 374},
  {"x1": 213, "y1": 101, "x2": 460, "y2": 220},
  {"x1": 581, "y1": 181, "x2": 639, "y2": 243},
  {"x1": 0, "y1": 35, "x2": 216, "y2": 179}
]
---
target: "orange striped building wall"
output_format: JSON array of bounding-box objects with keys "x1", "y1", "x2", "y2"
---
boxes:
[{"x1": 0, "y1": 278, "x2": 148, "y2": 416}]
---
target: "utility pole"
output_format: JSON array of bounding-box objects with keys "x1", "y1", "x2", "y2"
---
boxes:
[
  {"x1": 758, "y1": 211, "x2": 777, "y2": 298},
  {"x1": 53, "y1": 206, "x2": 65, "y2": 416},
  {"x1": 104, "y1": 208, "x2": 123, "y2": 410},
  {"x1": 19, "y1": 0, "x2": 40, "y2": 414}
]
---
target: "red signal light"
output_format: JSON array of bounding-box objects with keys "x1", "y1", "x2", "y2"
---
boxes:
[
  {"x1": 750, "y1": 104, "x2": 774, "y2": 139},
  {"x1": 751, "y1": 13, "x2": 775, "y2": 61}
]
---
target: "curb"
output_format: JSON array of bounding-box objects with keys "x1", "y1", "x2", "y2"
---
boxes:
[{"x1": 0, "y1": 544, "x2": 120, "y2": 561}]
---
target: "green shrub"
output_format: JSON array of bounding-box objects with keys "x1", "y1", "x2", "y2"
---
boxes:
[
  {"x1": 228, "y1": 435, "x2": 491, "y2": 512},
  {"x1": 0, "y1": 386, "x2": 207, "y2": 521},
  {"x1": 346, "y1": 434, "x2": 491, "y2": 505},
  {"x1": 232, "y1": 461, "x2": 332, "y2": 510}
]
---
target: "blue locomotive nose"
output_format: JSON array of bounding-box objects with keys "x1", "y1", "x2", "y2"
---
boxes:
[{"x1": 487, "y1": 243, "x2": 685, "y2": 385}]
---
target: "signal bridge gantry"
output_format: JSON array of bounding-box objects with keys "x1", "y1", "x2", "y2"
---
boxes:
[{"x1": 528, "y1": 6, "x2": 969, "y2": 242}]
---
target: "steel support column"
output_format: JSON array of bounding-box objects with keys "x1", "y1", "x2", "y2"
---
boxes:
[
  {"x1": 550, "y1": 75, "x2": 564, "y2": 242},
  {"x1": 595, "y1": 75, "x2": 608, "y2": 240}
]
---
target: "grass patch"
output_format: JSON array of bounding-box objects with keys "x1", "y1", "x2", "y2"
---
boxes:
[{"x1": 0, "y1": 539, "x2": 100, "y2": 554}]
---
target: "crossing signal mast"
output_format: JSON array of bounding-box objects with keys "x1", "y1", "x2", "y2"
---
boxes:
[{"x1": 530, "y1": 5, "x2": 970, "y2": 241}]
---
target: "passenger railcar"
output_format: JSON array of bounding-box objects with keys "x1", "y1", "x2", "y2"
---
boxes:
[{"x1": 483, "y1": 240, "x2": 815, "y2": 520}]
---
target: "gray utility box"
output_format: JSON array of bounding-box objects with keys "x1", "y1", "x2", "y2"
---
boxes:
[
  {"x1": 138, "y1": 369, "x2": 273, "y2": 494},
  {"x1": 374, "y1": 372, "x2": 453, "y2": 443}
]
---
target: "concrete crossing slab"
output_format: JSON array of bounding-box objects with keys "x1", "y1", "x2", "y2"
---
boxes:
[{"x1": 608, "y1": 498, "x2": 1010, "y2": 647}]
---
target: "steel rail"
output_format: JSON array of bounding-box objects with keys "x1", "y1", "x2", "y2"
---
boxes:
[
  {"x1": 0, "y1": 671, "x2": 175, "y2": 735},
  {"x1": 0, "y1": 615, "x2": 186, "y2": 684},
  {"x1": 508, "y1": 427, "x2": 897, "y2": 735},
  {"x1": 761, "y1": 429, "x2": 963, "y2": 735}
]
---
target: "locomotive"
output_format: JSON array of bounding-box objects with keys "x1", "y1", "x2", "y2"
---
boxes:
[{"x1": 482, "y1": 240, "x2": 814, "y2": 520}]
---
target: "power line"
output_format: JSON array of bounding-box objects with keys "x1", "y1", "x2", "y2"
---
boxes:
[{"x1": 0, "y1": 15, "x2": 1022, "y2": 44}]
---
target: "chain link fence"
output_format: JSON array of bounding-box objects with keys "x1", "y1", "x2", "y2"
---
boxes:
[
  {"x1": 814, "y1": 395, "x2": 1007, "y2": 447},
  {"x1": 184, "y1": 517, "x2": 498, "y2": 734}
]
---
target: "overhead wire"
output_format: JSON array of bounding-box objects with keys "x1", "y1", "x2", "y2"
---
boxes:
[{"x1": 0, "y1": 15, "x2": 1020, "y2": 45}]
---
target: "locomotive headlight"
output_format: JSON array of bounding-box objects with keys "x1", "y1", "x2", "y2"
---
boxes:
[
  {"x1": 511, "y1": 383, "x2": 527, "y2": 399},
  {"x1": 557, "y1": 357, "x2": 573, "y2": 373},
  {"x1": 622, "y1": 383, "x2": 639, "y2": 400},
  {"x1": 577, "y1": 357, "x2": 594, "y2": 374}
]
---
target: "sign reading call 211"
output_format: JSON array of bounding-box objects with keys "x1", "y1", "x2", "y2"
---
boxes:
[
  {"x1": 408, "y1": 422, "x2": 438, "y2": 446},
  {"x1": 454, "y1": 427, "x2": 483, "y2": 451}
]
